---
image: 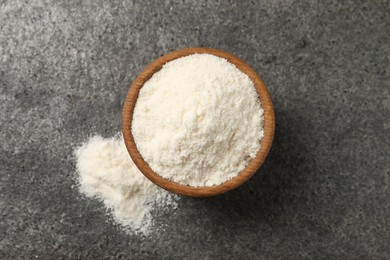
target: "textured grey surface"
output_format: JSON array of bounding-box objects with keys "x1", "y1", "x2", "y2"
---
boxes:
[{"x1": 1, "y1": 0, "x2": 390, "y2": 259}]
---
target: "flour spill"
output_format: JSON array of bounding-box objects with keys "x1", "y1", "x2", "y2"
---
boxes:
[{"x1": 75, "y1": 134, "x2": 178, "y2": 235}]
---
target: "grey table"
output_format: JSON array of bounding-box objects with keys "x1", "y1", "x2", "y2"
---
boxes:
[{"x1": 1, "y1": 1, "x2": 389, "y2": 259}]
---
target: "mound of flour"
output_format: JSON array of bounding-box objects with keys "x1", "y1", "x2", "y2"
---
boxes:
[
  {"x1": 75, "y1": 134, "x2": 178, "y2": 235},
  {"x1": 132, "y1": 54, "x2": 264, "y2": 187}
]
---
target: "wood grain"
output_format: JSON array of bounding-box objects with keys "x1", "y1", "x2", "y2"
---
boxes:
[{"x1": 122, "y1": 48, "x2": 275, "y2": 197}]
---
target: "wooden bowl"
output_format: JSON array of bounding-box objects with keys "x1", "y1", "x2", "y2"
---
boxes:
[{"x1": 122, "y1": 47, "x2": 275, "y2": 197}]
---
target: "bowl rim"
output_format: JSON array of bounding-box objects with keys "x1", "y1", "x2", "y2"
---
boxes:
[{"x1": 122, "y1": 47, "x2": 275, "y2": 197}]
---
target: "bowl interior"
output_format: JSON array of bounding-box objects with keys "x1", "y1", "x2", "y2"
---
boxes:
[{"x1": 122, "y1": 47, "x2": 275, "y2": 197}]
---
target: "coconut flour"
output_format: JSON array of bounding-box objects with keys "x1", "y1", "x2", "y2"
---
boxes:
[
  {"x1": 132, "y1": 54, "x2": 264, "y2": 187},
  {"x1": 75, "y1": 134, "x2": 178, "y2": 235}
]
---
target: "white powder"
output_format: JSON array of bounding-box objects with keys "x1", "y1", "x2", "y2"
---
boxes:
[
  {"x1": 132, "y1": 54, "x2": 264, "y2": 187},
  {"x1": 75, "y1": 134, "x2": 178, "y2": 235}
]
